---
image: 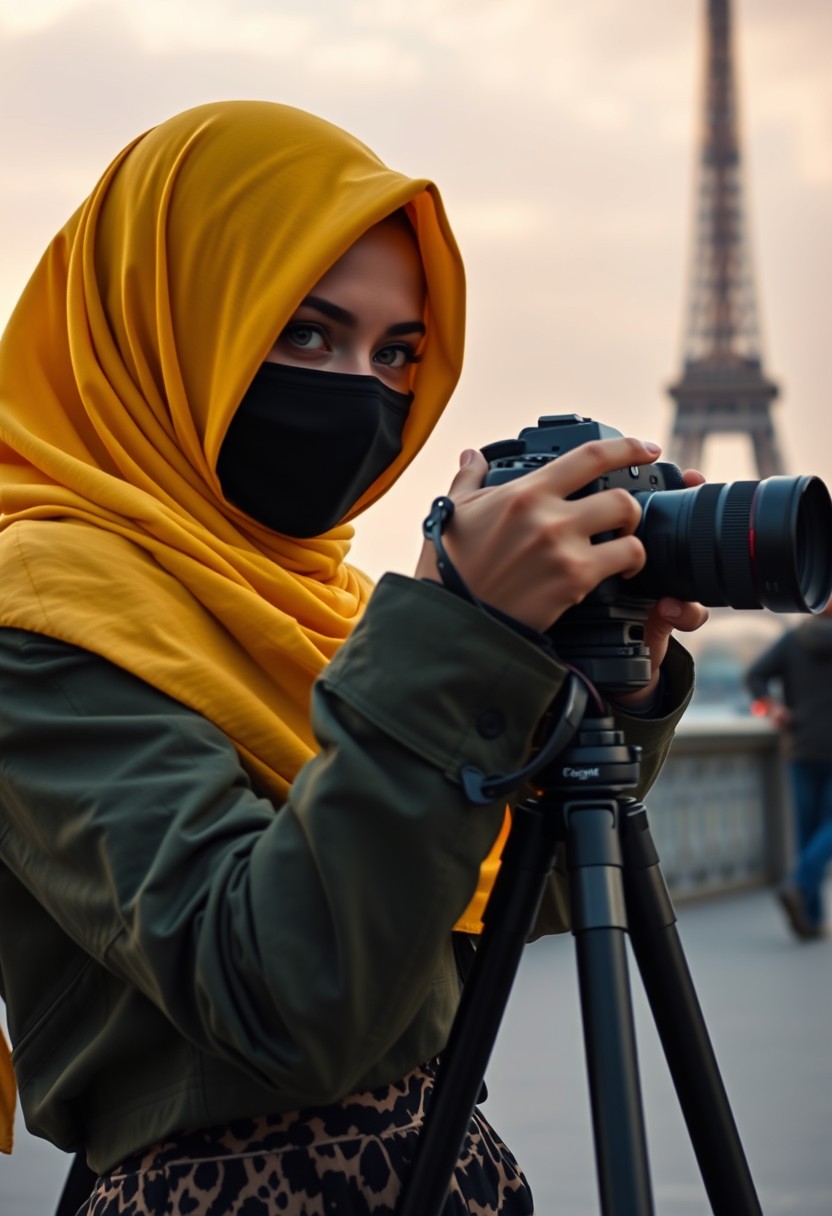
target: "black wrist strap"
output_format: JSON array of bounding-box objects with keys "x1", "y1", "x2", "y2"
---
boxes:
[{"x1": 422, "y1": 497, "x2": 481, "y2": 608}]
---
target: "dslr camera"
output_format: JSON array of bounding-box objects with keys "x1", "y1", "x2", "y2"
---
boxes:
[{"x1": 481, "y1": 414, "x2": 832, "y2": 686}]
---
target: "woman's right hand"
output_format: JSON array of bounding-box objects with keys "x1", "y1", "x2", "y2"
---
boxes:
[{"x1": 414, "y1": 436, "x2": 663, "y2": 633}]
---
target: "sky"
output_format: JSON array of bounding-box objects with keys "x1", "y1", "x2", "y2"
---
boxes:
[{"x1": 1, "y1": 0, "x2": 830, "y2": 584}]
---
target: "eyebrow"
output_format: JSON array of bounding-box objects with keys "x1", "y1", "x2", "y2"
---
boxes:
[{"x1": 301, "y1": 295, "x2": 425, "y2": 337}]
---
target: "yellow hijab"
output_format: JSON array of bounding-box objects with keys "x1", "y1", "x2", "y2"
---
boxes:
[{"x1": 0, "y1": 100, "x2": 500, "y2": 1154}]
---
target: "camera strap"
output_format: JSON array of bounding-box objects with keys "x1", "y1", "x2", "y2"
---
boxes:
[{"x1": 459, "y1": 673, "x2": 587, "y2": 804}]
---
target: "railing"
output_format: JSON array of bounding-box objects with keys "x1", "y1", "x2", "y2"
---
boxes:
[{"x1": 642, "y1": 715, "x2": 790, "y2": 900}]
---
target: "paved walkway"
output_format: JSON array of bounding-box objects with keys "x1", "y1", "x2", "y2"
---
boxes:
[
  {"x1": 2, "y1": 885, "x2": 831, "y2": 1214},
  {"x1": 486, "y1": 884, "x2": 832, "y2": 1214}
]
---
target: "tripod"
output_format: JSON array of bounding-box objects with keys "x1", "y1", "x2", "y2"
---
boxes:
[{"x1": 397, "y1": 698, "x2": 763, "y2": 1216}]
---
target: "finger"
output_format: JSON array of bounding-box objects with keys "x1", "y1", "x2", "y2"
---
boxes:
[
  {"x1": 446, "y1": 448, "x2": 488, "y2": 499},
  {"x1": 654, "y1": 598, "x2": 709, "y2": 633},
  {"x1": 533, "y1": 437, "x2": 662, "y2": 499},
  {"x1": 580, "y1": 533, "x2": 647, "y2": 585},
  {"x1": 682, "y1": 468, "x2": 706, "y2": 488},
  {"x1": 568, "y1": 486, "x2": 643, "y2": 537}
]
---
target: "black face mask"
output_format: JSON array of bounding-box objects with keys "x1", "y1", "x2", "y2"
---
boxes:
[{"x1": 217, "y1": 362, "x2": 412, "y2": 537}]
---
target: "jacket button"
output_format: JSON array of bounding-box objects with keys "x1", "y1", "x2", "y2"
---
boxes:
[{"x1": 476, "y1": 709, "x2": 505, "y2": 739}]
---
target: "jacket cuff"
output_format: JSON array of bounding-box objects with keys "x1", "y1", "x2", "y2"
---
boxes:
[{"x1": 320, "y1": 573, "x2": 568, "y2": 785}]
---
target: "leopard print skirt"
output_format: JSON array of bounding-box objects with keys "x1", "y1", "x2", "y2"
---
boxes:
[{"x1": 83, "y1": 1060, "x2": 535, "y2": 1214}]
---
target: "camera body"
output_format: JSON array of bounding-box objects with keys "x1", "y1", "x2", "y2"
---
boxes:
[
  {"x1": 483, "y1": 413, "x2": 683, "y2": 497},
  {"x1": 482, "y1": 414, "x2": 685, "y2": 612}
]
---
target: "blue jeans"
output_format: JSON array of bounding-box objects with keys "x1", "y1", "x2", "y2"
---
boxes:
[{"x1": 789, "y1": 761, "x2": 832, "y2": 927}]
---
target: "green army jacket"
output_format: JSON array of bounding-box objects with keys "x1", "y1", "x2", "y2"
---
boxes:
[{"x1": 0, "y1": 574, "x2": 693, "y2": 1172}]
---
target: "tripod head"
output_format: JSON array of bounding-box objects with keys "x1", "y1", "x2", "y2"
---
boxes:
[
  {"x1": 532, "y1": 609, "x2": 653, "y2": 801},
  {"x1": 533, "y1": 711, "x2": 641, "y2": 804},
  {"x1": 458, "y1": 636, "x2": 650, "y2": 808},
  {"x1": 547, "y1": 604, "x2": 652, "y2": 694}
]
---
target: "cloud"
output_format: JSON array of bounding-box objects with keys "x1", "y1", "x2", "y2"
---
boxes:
[
  {"x1": 0, "y1": 0, "x2": 830, "y2": 527},
  {"x1": 449, "y1": 199, "x2": 549, "y2": 242},
  {"x1": 0, "y1": 0, "x2": 78, "y2": 32},
  {"x1": 742, "y1": 1, "x2": 832, "y2": 185}
]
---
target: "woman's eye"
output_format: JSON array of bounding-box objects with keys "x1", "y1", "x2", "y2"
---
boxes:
[
  {"x1": 284, "y1": 324, "x2": 326, "y2": 351},
  {"x1": 374, "y1": 344, "x2": 415, "y2": 370}
]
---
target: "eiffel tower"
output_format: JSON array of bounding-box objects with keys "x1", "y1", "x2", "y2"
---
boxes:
[{"x1": 667, "y1": 0, "x2": 785, "y2": 477}]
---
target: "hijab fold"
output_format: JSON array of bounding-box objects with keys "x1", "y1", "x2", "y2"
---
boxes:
[{"x1": 0, "y1": 101, "x2": 485, "y2": 1153}]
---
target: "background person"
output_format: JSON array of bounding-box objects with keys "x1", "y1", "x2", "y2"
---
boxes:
[
  {"x1": 0, "y1": 100, "x2": 705, "y2": 1215},
  {"x1": 746, "y1": 598, "x2": 832, "y2": 940}
]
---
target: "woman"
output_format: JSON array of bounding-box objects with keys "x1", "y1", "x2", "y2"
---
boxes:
[{"x1": 0, "y1": 101, "x2": 703, "y2": 1213}]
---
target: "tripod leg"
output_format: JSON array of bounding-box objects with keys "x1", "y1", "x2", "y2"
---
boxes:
[
  {"x1": 565, "y1": 800, "x2": 655, "y2": 1216},
  {"x1": 622, "y1": 801, "x2": 763, "y2": 1216},
  {"x1": 396, "y1": 801, "x2": 559, "y2": 1216}
]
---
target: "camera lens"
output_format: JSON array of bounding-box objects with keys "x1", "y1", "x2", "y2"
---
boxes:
[
  {"x1": 632, "y1": 475, "x2": 832, "y2": 611},
  {"x1": 753, "y1": 476, "x2": 831, "y2": 611}
]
